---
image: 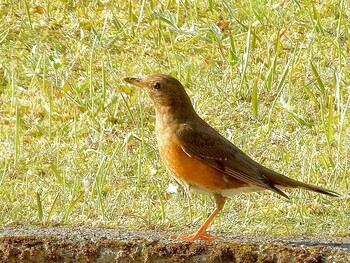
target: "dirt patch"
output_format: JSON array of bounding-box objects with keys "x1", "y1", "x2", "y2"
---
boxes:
[{"x1": 0, "y1": 226, "x2": 349, "y2": 262}]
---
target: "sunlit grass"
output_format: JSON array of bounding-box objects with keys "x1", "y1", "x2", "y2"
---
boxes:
[{"x1": 0, "y1": 0, "x2": 349, "y2": 237}]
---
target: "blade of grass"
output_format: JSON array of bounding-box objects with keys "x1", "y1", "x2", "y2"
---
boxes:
[
  {"x1": 102, "y1": 62, "x2": 106, "y2": 105},
  {"x1": 50, "y1": 162, "x2": 64, "y2": 188},
  {"x1": 62, "y1": 191, "x2": 85, "y2": 224},
  {"x1": 29, "y1": 55, "x2": 42, "y2": 89},
  {"x1": 209, "y1": 23, "x2": 225, "y2": 63},
  {"x1": 186, "y1": 192, "x2": 193, "y2": 225},
  {"x1": 185, "y1": 58, "x2": 194, "y2": 87},
  {"x1": 24, "y1": 1, "x2": 33, "y2": 31},
  {"x1": 119, "y1": 89, "x2": 135, "y2": 123},
  {"x1": 137, "y1": 97, "x2": 145, "y2": 187},
  {"x1": 36, "y1": 192, "x2": 43, "y2": 222},
  {"x1": 334, "y1": 72, "x2": 341, "y2": 113},
  {"x1": 286, "y1": 111, "x2": 309, "y2": 126},
  {"x1": 89, "y1": 35, "x2": 98, "y2": 114},
  {"x1": 136, "y1": 0, "x2": 146, "y2": 29},
  {"x1": 157, "y1": 12, "x2": 180, "y2": 32},
  {"x1": 311, "y1": 1, "x2": 325, "y2": 34},
  {"x1": 303, "y1": 84, "x2": 320, "y2": 107},
  {"x1": 208, "y1": 0, "x2": 214, "y2": 11},
  {"x1": 153, "y1": 178, "x2": 166, "y2": 222},
  {"x1": 327, "y1": 95, "x2": 334, "y2": 144},
  {"x1": 128, "y1": 0, "x2": 137, "y2": 23},
  {"x1": 91, "y1": 156, "x2": 107, "y2": 217},
  {"x1": 265, "y1": 31, "x2": 282, "y2": 92},
  {"x1": 268, "y1": 59, "x2": 291, "y2": 129},
  {"x1": 251, "y1": 63, "x2": 263, "y2": 117},
  {"x1": 14, "y1": 103, "x2": 20, "y2": 167},
  {"x1": 337, "y1": 96, "x2": 350, "y2": 156},
  {"x1": 221, "y1": 0, "x2": 236, "y2": 21},
  {"x1": 0, "y1": 29, "x2": 9, "y2": 44},
  {"x1": 239, "y1": 28, "x2": 251, "y2": 94},
  {"x1": 10, "y1": 70, "x2": 15, "y2": 111},
  {"x1": 228, "y1": 34, "x2": 238, "y2": 65},
  {"x1": 47, "y1": 193, "x2": 60, "y2": 223},
  {"x1": 310, "y1": 61, "x2": 325, "y2": 96},
  {"x1": 250, "y1": 2, "x2": 266, "y2": 24}
]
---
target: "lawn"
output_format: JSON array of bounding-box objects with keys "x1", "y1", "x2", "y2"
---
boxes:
[{"x1": 0, "y1": 0, "x2": 349, "y2": 237}]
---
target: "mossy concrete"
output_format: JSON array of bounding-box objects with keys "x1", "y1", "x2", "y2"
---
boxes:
[{"x1": 0, "y1": 226, "x2": 349, "y2": 262}]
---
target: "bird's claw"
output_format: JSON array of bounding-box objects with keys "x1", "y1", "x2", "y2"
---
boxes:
[{"x1": 171, "y1": 231, "x2": 219, "y2": 241}]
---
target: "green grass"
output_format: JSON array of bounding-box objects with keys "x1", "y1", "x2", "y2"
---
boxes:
[{"x1": 0, "y1": 0, "x2": 349, "y2": 237}]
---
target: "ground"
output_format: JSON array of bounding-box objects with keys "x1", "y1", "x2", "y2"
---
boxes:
[{"x1": 1, "y1": 227, "x2": 349, "y2": 263}]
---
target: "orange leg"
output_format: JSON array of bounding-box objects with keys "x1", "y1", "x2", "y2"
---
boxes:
[{"x1": 175, "y1": 194, "x2": 226, "y2": 241}]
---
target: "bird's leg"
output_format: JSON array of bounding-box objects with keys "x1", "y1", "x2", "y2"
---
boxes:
[{"x1": 176, "y1": 194, "x2": 226, "y2": 241}]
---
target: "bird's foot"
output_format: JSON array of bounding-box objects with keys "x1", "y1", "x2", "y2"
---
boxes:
[{"x1": 171, "y1": 231, "x2": 219, "y2": 241}]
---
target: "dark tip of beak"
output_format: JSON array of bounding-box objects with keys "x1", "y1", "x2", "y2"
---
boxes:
[{"x1": 124, "y1": 77, "x2": 141, "y2": 84}]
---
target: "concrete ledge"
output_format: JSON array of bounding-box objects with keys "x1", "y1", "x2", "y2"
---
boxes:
[{"x1": 0, "y1": 226, "x2": 349, "y2": 262}]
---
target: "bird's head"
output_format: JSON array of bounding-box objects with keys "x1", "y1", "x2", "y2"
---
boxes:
[{"x1": 124, "y1": 74, "x2": 194, "y2": 115}]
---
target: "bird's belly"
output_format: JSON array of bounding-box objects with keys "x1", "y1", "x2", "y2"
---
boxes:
[{"x1": 158, "y1": 138, "x2": 253, "y2": 196}]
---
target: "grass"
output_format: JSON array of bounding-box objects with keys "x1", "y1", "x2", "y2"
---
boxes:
[{"x1": 0, "y1": 0, "x2": 349, "y2": 237}]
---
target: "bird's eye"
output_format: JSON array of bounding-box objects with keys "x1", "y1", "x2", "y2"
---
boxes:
[{"x1": 153, "y1": 82, "x2": 161, "y2": 89}]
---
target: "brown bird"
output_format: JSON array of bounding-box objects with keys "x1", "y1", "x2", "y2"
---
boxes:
[{"x1": 124, "y1": 74, "x2": 338, "y2": 241}]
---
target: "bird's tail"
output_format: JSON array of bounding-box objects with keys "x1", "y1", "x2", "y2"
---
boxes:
[{"x1": 262, "y1": 167, "x2": 339, "y2": 197}]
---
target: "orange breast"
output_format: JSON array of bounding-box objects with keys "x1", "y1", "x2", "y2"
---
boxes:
[{"x1": 158, "y1": 136, "x2": 249, "y2": 194}]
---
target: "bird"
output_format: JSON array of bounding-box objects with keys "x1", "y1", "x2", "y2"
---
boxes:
[{"x1": 124, "y1": 74, "x2": 338, "y2": 241}]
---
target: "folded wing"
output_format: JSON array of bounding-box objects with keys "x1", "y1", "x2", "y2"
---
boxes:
[{"x1": 177, "y1": 121, "x2": 289, "y2": 198}]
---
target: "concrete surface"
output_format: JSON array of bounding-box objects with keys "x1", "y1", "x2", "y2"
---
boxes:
[{"x1": 0, "y1": 226, "x2": 349, "y2": 262}]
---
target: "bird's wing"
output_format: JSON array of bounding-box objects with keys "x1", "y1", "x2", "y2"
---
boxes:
[{"x1": 177, "y1": 122, "x2": 288, "y2": 197}]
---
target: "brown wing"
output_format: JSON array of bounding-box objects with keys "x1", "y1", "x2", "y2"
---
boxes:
[{"x1": 176, "y1": 121, "x2": 289, "y2": 198}]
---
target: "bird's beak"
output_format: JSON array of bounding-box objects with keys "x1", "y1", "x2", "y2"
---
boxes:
[{"x1": 124, "y1": 77, "x2": 143, "y2": 88}]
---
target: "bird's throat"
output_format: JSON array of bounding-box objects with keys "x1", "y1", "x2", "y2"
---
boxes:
[{"x1": 155, "y1": 104, "x2": 197, "y2": 131}]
